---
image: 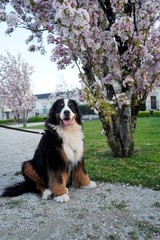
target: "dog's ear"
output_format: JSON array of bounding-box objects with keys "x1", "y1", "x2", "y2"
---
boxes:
[
  {"x1": 45, "y1": 100, "x2": 59, "y2": 127},
  {"x1": 72, "y1": 100, "x2": 82, "y2": 125}
]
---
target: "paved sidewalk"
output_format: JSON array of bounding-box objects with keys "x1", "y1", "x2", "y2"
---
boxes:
[{"x1": 9, "y1": 122, "x2": 45, "y2": 128}]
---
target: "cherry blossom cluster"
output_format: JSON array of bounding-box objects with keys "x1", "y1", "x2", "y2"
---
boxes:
[
  {"x1": 111, "y1": 16, "x2": 134, "y2": 44},
  {"x1": 0, "y1": 0, "x2": 160, "y2": 115},
  {"x1": 111, "y1": 0, "x2": 128, "y2": 13}
]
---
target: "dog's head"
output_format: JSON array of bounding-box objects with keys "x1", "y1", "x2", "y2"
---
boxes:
[{"x1": 45, "y1": 98, "x2": 82, "y2": 128}]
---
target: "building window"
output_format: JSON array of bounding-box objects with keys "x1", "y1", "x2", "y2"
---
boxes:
[
  {"x1": 6, "y1": 112, "x2": 10, "y2": 119},
  {"x1": 43, "y1": 105, "x2": 47, "y2": 115},
  {"x1": 150, "y1": 96, "x2": 157, "y2": 109}
]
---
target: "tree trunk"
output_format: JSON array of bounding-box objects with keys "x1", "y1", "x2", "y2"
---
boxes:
[
  {"x1": 99, "y1": 106, "x2": 138, "y2": 157},
  {"x1": 22, "y1": 111, "x2": 28, "y2": 127},
  {"x1": 13, "y1": 113, "x2": 19, "y2": 124},
  {"x1": 23, "y1": 118, "x2": 27, "y2": 127}
]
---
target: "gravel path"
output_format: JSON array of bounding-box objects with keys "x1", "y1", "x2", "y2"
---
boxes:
[{"x1": 0, "y1": 127, "x2": 160, "y2": 240}]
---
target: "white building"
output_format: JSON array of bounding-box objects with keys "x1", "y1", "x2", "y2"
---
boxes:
[
  {"x1": 0, "y1": 87, "x2": 160, "y2": 120},
  {"x1": 34, "y1": 93, "x2": 52, "y2": 116},
  {"x1": 0, "y1": 95, "x2": 13, "y2": 119},
  {"x1": 145, "y1": 86, "x2": 160, "y2": 110}
]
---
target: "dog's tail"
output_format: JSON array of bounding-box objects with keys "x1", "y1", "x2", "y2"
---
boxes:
[{"x1": 1, "y1": 181, "x2": 38, "y2": 197}]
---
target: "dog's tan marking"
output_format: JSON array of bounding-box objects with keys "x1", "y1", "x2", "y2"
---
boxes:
[
  {"x1": 59, "y1": 148, "x2": 68, "y2": 162},
  {"x1": 51, "y1": 171, "x2": 68, "y2": 197},
  {"x1": 72, "y1": 162, "x2": 90, "y2": 187},
  {"x1": 23, "y1": 162, "x2": 46, "y2": 193}
]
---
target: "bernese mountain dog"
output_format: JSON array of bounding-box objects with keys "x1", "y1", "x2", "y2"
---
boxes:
[{"x1": 1, "y1": 98, "x2": 96, "y2": 203}]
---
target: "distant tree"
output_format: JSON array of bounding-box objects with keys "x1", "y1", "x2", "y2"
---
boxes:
[
  {"x1": 49, "y1": 77, "x2": 79, "y2": 102},
  {"x1": 1, "y1": 1, "x2": 160, "y2": 156},
  {"x1": 0, "y1": 52, "x2": 36, "y2": 127}
]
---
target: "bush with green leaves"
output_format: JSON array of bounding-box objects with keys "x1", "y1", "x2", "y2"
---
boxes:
[
  {"x1": 138, "y1": 111, "x2": 160, "y2": 117},
  {"x1": 0, "y1": 119, "x2": 14, "y2": 124},
  {"x1": 27, "y1": 116, "x2": 46, "y2": 123}
]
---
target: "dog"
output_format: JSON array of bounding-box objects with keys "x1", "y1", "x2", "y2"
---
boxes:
[{"x1": 1, "y1": 98, "x2": 96, "y2": 203}]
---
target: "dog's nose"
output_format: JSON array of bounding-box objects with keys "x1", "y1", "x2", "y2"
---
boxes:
[{"x1": 64, "y1": 110, "x2": 70, "y2": 117}]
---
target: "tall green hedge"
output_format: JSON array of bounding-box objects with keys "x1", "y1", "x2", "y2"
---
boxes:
[
  {"x1": 138, "y1": 111, "x2": 160, "y2": 117},
  {"x1": 27, "y1": 116, "x2": 47, "y2": 123},
  {"x1": 0, "y1": 119, "x2": 14, "y2": 124}
]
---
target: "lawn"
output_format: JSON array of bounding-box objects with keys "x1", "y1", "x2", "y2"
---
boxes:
[{"x1": 26, "y1": 117, "x2": 160, "y2": 190}]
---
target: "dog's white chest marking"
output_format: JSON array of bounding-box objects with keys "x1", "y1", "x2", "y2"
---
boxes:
[
  {"x1": 63, "y1": 137, "x2": 83, "y2": 165},
  {"x1": 57, "y1": 123, "x2": 84, "y2": 166},
  {"x1": 63, "y1": 129, "x2": 84, "y2": 165}
]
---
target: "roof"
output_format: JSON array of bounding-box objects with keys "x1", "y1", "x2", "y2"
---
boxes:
[{"x1": 34, "y1": 93, "x2": 52, "y2": 99}]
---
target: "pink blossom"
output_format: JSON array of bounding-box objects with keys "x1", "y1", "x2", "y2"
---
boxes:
[
  {"x1": 1, "y1": 0, "x2": 160, "y2": 116},
  {"x1": 122, "y1": 76, "x2": 134, "y2": 88},
  {"x1": 0, "y1": 52, "x2": 36, "y2": 123}
]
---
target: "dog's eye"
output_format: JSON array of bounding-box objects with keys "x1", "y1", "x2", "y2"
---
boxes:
[
  {"x1": 68, "y1": 102, "x2": 73, "y2": 108},
  {"x1": 57, "y1": 103, "x2": 64, "y2": 111},
  {"x1": 68, "y1": 102, "x2": 76, "y2": 111}
]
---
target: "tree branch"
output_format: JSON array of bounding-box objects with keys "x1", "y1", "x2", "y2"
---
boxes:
[{"x1": 98, "y1": 0, "x2": 115, "y2": 29}]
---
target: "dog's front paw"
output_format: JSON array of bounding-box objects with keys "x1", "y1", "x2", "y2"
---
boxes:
[
  {"x1": 42, "y1": 189, "x2": 52, "y2": 200},
  {"x1": 81, "y1": 181, "x2": 96, "y2": 189},
  {"x1": 54, "y1": 194, "x2": 70, "y2": 203}
]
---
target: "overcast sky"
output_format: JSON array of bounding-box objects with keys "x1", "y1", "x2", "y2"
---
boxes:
[{"x1": 0, "y1": 22, "x2": 80, "y2": 94}]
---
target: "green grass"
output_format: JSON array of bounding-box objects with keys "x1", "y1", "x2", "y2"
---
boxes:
[{"x1": 26, "y1": 118, "x2": 160, "y2": 190}]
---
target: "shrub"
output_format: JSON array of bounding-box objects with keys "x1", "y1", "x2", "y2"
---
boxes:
[
  {"x1": 0, "y1": 119, "x2": 14, "y2": 124},
  {"x1": 138, "y1": 111, "x2": 150, "y2": 117},
  {"x1": 154, "y1": 111, "x2": 160, "y2": 117},
  {"x1": 27, "y1": 116, "x2": 46, "y2": 123},
  {"x1": 138, "y1": 111, "x2": 160, "y2": 117}
]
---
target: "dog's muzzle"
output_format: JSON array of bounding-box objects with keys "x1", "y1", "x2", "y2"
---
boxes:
[
  {"x1": 64, "y1": 110, "x2": 70, "y2": 119},
  {"x1": 62, "y1": 110, "x2": 75, "y2": 127}
]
